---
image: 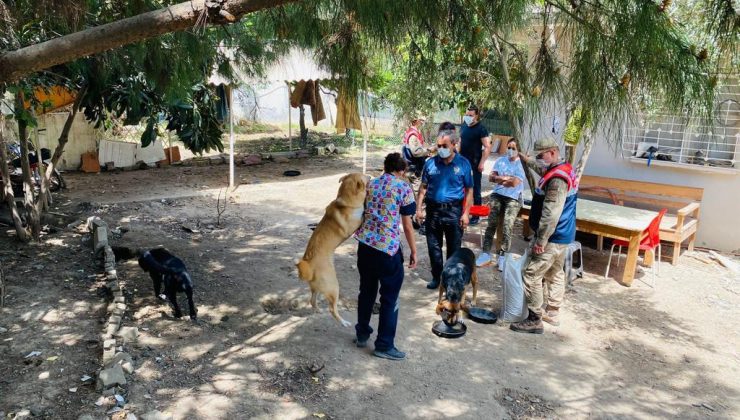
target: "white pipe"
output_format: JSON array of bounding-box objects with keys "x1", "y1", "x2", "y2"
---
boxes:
[
  {"x1": 229, "y1": 85, "x2": 235, "y2": 188},
  {"x1": 286, "y1": 81, "x2": 292, "y2": 151},
  {"x1": 362, "y1": 94, "x2": 369, "y2": 174}
]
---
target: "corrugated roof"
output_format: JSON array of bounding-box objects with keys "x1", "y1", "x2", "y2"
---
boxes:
[
  {"x1": 209, "y1": 48, "x2": 333, "y2": 85},
  {"x1": 261, "y1": 49, "x2": 333, "y2": 82}
]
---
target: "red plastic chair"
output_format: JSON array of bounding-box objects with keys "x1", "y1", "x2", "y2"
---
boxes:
[
  {"x1": 465, "y1": 199, "x2": 491, "y2": 247},
  {"x1": 605, "y1": 208, "x2": 667, "y2": 287}
]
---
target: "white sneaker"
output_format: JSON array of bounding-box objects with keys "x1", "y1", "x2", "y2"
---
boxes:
[
  {"x1": 497, "y1": 254, "x2": 505, "y2": 272},
  {"x1": 476, "y1": 253, "x2": 492, "y2": 267}
]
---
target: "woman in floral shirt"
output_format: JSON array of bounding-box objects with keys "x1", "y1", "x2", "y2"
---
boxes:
[{"x1": 353, "y1": 153, "x2": 417, "y2": 361}]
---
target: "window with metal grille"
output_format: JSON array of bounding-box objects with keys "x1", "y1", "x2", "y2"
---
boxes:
[{"x1": 623, "y1": 81, "x2": 739, "y2": 172}]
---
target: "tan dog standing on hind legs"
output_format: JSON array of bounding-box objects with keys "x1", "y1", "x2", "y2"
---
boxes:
[{"x1": 296, "y1": 173, "x2": 368, "y2": 327}]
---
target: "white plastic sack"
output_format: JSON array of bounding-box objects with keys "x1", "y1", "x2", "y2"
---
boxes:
[{"x1": 500, "y1": 250, "x2": 530, "y2": 322}]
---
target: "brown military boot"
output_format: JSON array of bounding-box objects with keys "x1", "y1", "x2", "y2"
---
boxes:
[
  {"x1": 510, "y1": 309, "x2": 544, "y2": 334},
  {"x1": 542, "y1": 306, "x2": 560, "y2": 326}
]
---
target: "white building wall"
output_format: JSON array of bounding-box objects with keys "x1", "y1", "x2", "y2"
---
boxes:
[
  {"x1": 2, "y1": 111, "x2": 99, "y2": 171},
  {"x1": 522, "y1": 106, "x2": 740, "y2": 252},
  {"x1": 36, "y1": 112, "x2": 99, "y2": 170},
  {"x1": 584, "y1": 141, "x2": 740, "y2": 253}
]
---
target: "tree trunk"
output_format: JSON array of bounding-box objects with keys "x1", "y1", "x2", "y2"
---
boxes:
[
  {"x1": 15, "y1": 96, "x2": 41, "y2": 241},
  {"x1": 0, "y1": 0, "x2": 299, "y2": 84},
  {"x1": 574, "y1": 131, "x2": 594, "y2": 185},
  {"x1": 565, "y1": 144, "x2": 576, "y2": 164},
  {"x1": 36, "y1": 86, "x2": 86, "y2": 215},
  {"x1": 0, "y1": 114, "x2": 30, "y2": 241},
  {"x1": 492, "y1": 36, "x2": 537, "y2": 195},
  {"x1": 298, "y1": 105, "x2": 308, "y2": 148}
]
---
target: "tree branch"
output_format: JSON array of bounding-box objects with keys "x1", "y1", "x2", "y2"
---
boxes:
[{"x1": 0, "y1": 0, "x2": 300, "y2": 84}]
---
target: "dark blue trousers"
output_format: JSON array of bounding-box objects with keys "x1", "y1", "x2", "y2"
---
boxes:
[
  {"x1": 425, "y1": 204, "x2": 463, "y2": 282},
  {"x1": 356, "y1": 242, "x2": 405, "y2": 351}
]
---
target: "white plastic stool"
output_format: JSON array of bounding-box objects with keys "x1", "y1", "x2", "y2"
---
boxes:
[{"x1": 564, "y1": 241, "x2": 583, "y2": 286}]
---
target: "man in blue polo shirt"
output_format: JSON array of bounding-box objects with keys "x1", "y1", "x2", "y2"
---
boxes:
[{"x1": 416, "y1": 130, "x2": 474, "y2": 290}]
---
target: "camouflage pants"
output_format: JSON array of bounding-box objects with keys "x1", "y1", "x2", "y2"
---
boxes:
[
  {"x1": 482, "y1": 193, "x2": 522, "y2": 254},
  {"x1": 522, "y1": 242, "x2": 567, "y2": 315}
]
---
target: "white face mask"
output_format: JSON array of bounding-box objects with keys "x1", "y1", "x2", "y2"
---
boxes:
[
  {"x1": 438, "y1": 147, "x2": 452, "y2": 159},
  {"x1": 463, "y1": 115, "x2": 475, "y2": 126},
  {"x1": 535, "y1": 158, "x2": 549, "y2": 169},
  {"x1": 507, "y1": 149, "x2": 517, "y2": 158}
]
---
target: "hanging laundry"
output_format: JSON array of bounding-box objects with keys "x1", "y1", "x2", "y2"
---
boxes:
[
  {"x1": 215, "y1": 84, "x2": 229, "y2": 123},
  {"x1": 335, "y1": 88, "x2": 362, "y2": 134},
  {"x1": 289, "y1": 79, "x2": 326, "y2": 126}
]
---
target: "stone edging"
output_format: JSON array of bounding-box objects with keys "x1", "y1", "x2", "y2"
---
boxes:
[{"x1": 86, "y1": 217, "x2": 139, "y2": 417}]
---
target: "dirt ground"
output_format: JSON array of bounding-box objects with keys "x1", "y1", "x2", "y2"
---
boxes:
[{"x1": 1, "y1": 146, "x2": 739, "y2": 419}]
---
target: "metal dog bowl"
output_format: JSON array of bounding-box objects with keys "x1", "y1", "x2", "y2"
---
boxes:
[
  {"x1": 466, "y1": 307, "x2": 498, "y2": 324},
  {"x1": 432, "y1": 320, "x2": 467, "y2": 339}
]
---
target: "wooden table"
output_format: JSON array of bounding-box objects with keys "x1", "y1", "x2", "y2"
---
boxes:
[{"x1": 520, "y1": 198, "x2": 657, "y2": 286}]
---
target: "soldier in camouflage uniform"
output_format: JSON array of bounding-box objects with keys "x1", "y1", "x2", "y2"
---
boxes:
[
  {"x1": 476, "y1": 138, "x2": 527, "y2": 270},
  {"x1": 510, "y1": 137, "x2": 578, "y2": 334}
]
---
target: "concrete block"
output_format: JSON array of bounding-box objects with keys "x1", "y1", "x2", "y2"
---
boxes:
[
  {"x1": 92, "y1": 218, "x2": 108, "y2": 230},
  {"x1": 93, "y1": 227, "x2": 108, "y2": 250},
  {"x1": 106, "y1": 323, "x2": 119, "y2": 337},
  {"x1": 105, "y1": 352, "x2": 135, "y2": 375},
  {"x1": 242, "y1": 154, "x2": 263, "y2": 166},
  {"x1": 97, "y1": 364, "x2": 126, "y2": 389},
  {"x1": 104, "y1": 246, "x2": 116, "y2": 270},
  {"x1": 86, "y1": 216, "x2": 102, "y2": 232},
  {"x1": 141, "y1": 411, "x2": 173, "y2": 420},
  {"x1": 115, "y1": 326, "x2": 139, "y2": 344},
  {"x1": 102, "y1": 347, "x2": 116, "y2": 364}
]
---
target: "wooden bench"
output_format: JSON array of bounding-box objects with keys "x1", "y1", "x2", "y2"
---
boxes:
[{"x1": 576, "y1": 175, "x2": 703, "y2": 264}]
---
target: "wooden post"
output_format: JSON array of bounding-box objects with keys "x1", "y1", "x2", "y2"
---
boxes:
[
  {"x1": 299, "y1": 105, "x2": 307, "y2": 148},
  {"x1": 167, "y1": 131, "x2": 173, "y2": 164}
]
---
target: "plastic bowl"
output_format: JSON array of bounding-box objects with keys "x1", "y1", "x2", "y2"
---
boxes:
[
  {"x1": 431, "y1": 320, "x2": 467, "y2": 339},
  {"x1": 466, "y1": 307, "x2": 498, "y2": 324}
]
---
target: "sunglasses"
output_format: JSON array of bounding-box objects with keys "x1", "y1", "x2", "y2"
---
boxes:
[{"x1": 535, "y1": 150, "x2": 552, "y2": 159}]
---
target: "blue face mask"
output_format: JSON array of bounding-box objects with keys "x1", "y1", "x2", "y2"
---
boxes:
[
  {"x1": 438, "y1": 147, "x2": 452, "y2": 159},
  {"x1": 463, "y1": 115, "x2": 475, "y2": 126}
]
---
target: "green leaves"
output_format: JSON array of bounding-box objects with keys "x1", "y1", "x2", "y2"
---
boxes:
[
  {"x1": 165, "y1": 84, "x2": 225, "y2": 155},
  {"x1": 563, "y1": 107, "x2": 592, "y2": 145}
]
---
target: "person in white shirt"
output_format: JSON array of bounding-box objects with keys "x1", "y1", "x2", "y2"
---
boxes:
[{"x1": 476, "y1": 138, "x2": 527, "y2": 270}]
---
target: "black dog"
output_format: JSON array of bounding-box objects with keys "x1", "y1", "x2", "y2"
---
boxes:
[
  {"x1": 138, "y1": 248, "x2": 197, "y2": 320},
  {"x1": 436, "y1": 247, "x2": 478, "y2": 325}
]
